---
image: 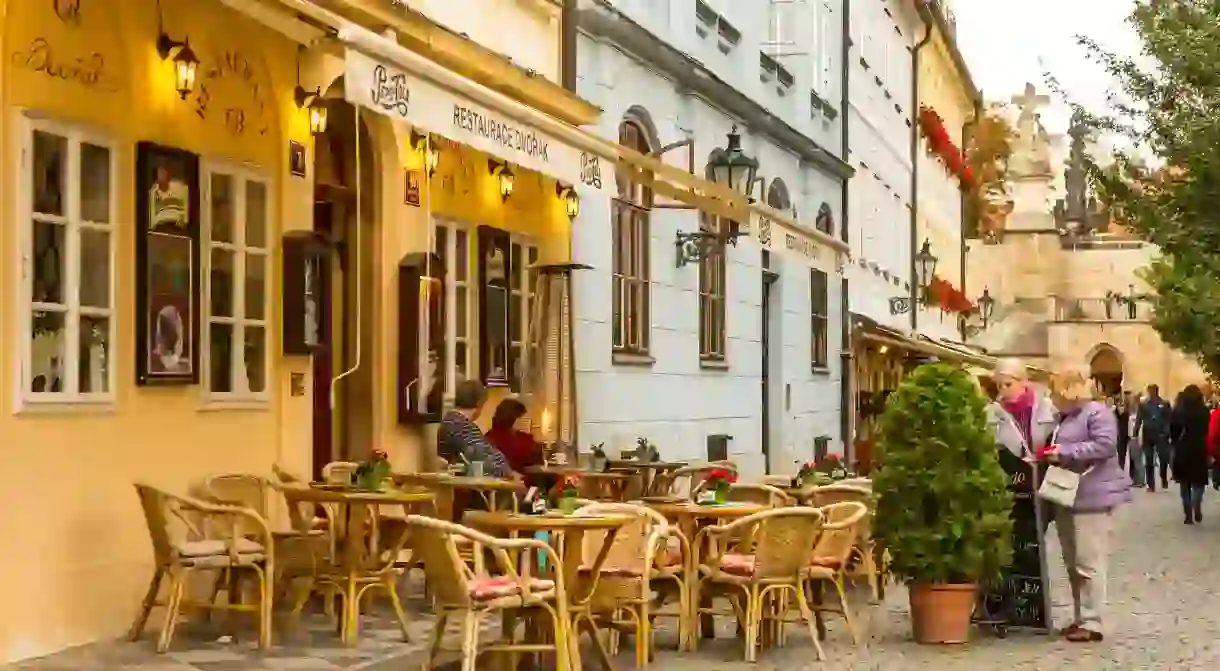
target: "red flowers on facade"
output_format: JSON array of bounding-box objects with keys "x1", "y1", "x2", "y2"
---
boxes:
[{"x1": 919, "y1": 106, "x2": 973, "y2": 189}]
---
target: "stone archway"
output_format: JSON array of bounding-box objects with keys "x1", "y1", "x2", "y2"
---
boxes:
[{"x1": 1087, "y1": 344, "x2": 1124, "y2": 398}]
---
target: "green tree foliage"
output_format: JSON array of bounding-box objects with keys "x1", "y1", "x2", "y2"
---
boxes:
[
  {"x1": 1062, "y1": 1, "x2": 1220, "y2": 377},
  {"x1": 872, "y1": 364, "x2": 1012, "y2": 584}
]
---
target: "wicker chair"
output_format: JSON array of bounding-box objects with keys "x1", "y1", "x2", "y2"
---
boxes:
[
  {"x1": 571, "y1": 502, "x2": 692, "y2": 665},
  {"x1": 805, "y1": 501, "x2": 868, "y2": 645},
  {"x1": 405, "y1": 515, "x2": 571, "y2": 671},
  {"x1": 130, "y1": 483, "x2": 275, "y2": 652},
  {"x1": 808, "y1": 485, "x2": 880, "y2": 602},
  {"x1": 653, "y1": 462, "x2": 738, "y2": 499},
  {"x1": 724, "y1": 483, "x2": 794, "y2": 507},
  {"x1": 694, "y1": 507, "x2": 827, "y2": 663}
]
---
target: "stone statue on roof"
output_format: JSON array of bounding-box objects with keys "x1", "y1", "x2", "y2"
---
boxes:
[{"x1": 1009, "y1": 83, "x2": 1053, "y2": 177}]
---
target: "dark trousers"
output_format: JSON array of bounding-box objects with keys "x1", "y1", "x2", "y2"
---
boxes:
[
  {"x1": 1143, "y1": 438, "x2": 1172, "y2": 489},
  {"x1": 1180, "y1": 481, "x2": 1205, "y2": 517}
]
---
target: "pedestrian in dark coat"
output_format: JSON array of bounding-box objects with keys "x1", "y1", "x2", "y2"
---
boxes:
[{"x1": 1171, "y1": 384, "x2": 1212, "y2": 525}]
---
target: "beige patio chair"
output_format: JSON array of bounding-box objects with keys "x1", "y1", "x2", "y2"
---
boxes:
[
  {"x1": 724, "y1": 483, "x2": 794, "y2": 507},
  {"x1": 405, "y1": 515, "x2": 571, "y2": 671},
  {"x1": 808, "y1": 485, "x2": 880, "y2": 601},
  {"x1": 653, "y1": 461, "x2": 738, "y2": 499},
  {"x1": 572, "y1": 502, "x2": 693, "y2": 665},
  {"x1": 694, "y1": 507, "x2": 827, "y2": 663},
  {"x1": 129, "y1": 483, "x2": 274, "y2": 652},
  {"x1": 805, "y1": 501, "x2": 869, "y2": 646}
]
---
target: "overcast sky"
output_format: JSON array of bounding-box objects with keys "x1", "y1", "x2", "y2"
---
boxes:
[{"x1": 951, "y1": 0, "x2": 1141, "y2": 136}]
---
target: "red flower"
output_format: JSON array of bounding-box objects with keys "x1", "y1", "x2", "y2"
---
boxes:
[{"x1": 704, "y1": 468, "x2": 737, "y2": 487}]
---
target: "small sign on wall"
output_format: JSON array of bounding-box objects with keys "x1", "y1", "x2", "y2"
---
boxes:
[
  {"x1": 405, "y1": 170, "x2": 421, "y2": 206},
  {"x1": 289, "y1": 141, "x2": 307, "y2": 177}
]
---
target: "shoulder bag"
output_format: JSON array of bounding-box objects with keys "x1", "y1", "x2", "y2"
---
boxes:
[{"x1": 1036, "y1": 426, "x2": 1087, "y2": 508}]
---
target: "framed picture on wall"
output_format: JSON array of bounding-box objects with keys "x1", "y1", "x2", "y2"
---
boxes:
[{"x1": 135, "y1": 141, "x2": 201, "y2": 386}]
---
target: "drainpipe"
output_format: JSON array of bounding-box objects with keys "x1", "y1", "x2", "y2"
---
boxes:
[
  {"x1": 910, "y1": 2, "x2": 935, "y2": 332},
  {"x1": 960, "y1": 93, "x2": 983, "y2": 340},
  {"x1": 839, "y1": 0, "x2": 854, "y2": 458},
  {"x1": 560, "y1": 0, "x2": 578, "y2": 92}
]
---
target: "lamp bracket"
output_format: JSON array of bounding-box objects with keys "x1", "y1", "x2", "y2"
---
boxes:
[
  {"x1": 156, "y1": 33, "x2": 183, "y2": 60},
  {"x1": 675, "y1": 228, "x2": 744, "y2": 268}
]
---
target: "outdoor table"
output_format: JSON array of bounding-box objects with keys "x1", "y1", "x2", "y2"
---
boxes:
[
  {"x1": 606, "y1": 460, "x2": 687, "y2": 497},
  {"x1": 641, "y1": 500, "x2": 768, "y2": 650},
  {"x1": 524, "y1": 467, "x2": 632, "y2": 500},
  {"x1": 392, "y1": 472, "x2": 519, "y2": 520},
  {"x1": 278, "y1": 485, "x2": 434, "y2": 645},
  {"x1": 463, "y1": 510, "x2": 635, "y2": 671}
]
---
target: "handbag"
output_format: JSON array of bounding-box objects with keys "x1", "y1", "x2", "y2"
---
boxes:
[{"x1": 1035, "y1": 426, "x2": 1090, "y2": 507}]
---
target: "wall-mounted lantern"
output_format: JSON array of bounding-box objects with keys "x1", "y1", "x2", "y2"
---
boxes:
[
  {"x1": 157, "y1": 34, "x2": 199, "y2": 100},
  {"x1": 294, "y1": 86, "x2": 328, "y2": 135},
  {"x1": 488, "y1": 158, "x2": 514, "y2": 200},
  {"x1": 977, "y1": 288, "x2": 996, "y2": 328},
  {"x1": 411, "y1": 131, "x2": 440, "y2": 176},
  {"x1": 556, "y1": 183, "x2": 580, "y2": 219},
  {"x1": 889, "y1": 238, "x2": 939, "y2": 315},
  {"x1": 675, "y1": 127, "x2": 755, "y2": 267}
]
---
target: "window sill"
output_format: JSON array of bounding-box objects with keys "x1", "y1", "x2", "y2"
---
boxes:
[
  {"x1": 811, "y1": 366, "x2": 832, "y2": 377},
  {"x1": 700, "y1": 358, "x2": 730, "y2": 371},
  {"x1": 612, "y1": 351, "x2": 656, "y2": 367},
  {"x1": 199, "y1": 397, "x2": 272, "y2": 412},
  {"x1": 14, "y1": 397, "x2": 117, "y2": 416}
]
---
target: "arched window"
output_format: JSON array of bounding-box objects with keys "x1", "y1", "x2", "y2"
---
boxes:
[
  {"x1": 766, "y1": 178, "x2": 791, "y2": 213},
  {"x1": 815, "y1": 202, "x2": 834, "y2": 235},
  {"x1": 612, "y1": 118, "x2": 653, "y2": 355}
]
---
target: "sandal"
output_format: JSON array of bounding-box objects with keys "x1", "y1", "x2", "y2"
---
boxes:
[
  {"x1": 1058, "y1": 623, "x2": 1081, "y2": 636},
  {"x1": 1065, "y1": 627, "x2": 1103, "y2": 642}
]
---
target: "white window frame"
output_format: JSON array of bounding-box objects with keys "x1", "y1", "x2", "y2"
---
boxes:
[
  {"x1": 432, "y1": 220, "x2": 537, "y2": 402},
  {"x1": 15, "y1": 115, "x2": 119, "y2": 410},
  {"x1": 200, "y1": 163, "x2": 272, "y2": 405}
]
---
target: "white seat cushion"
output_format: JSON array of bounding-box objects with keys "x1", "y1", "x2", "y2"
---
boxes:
[{"x1": 176, "y1": 538, "x2": 265, "y2": 557}]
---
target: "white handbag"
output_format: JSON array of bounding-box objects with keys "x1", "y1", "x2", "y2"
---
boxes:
[{"x1": 1035, "y1": 426, "x2": 1089, "y2": 507}]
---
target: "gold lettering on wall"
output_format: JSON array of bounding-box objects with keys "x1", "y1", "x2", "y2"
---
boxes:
[
  {"x1": 193, "y1": 51, "x2": 272, "y2": 138},
  {"x1": 9, "y1": 1, "x2": 122, "y2": 93}
]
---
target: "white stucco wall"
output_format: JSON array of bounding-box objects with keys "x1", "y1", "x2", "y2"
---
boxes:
[
  {"x1": 846, "y1": 0, "x2": 921, "y2": 329},
  {"x1": 573, "y1": 23, "x2": 845, "y2": 478},
  {"x1": 408, "y1": 0, "x2": 561, "y2": 82}
]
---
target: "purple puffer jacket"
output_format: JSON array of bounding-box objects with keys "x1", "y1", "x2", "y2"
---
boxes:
[{"x1": 1054, "y1": 400, "x2": 1133, "y2": 512}]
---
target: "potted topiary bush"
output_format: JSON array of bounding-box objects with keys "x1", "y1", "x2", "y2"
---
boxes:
[{"x1": 872, "y1": 363, "x2": 1012, "y2": 644}]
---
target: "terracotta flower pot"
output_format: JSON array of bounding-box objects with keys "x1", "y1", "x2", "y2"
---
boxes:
[{"x1": 908, "y1": 582, "x2": 977, "y2": 644}]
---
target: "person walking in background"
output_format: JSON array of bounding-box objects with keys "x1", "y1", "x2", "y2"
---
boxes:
[
  {"x1": 1115, "y1": 392, "x2": 1133, "y2": 474},
  {"x1": 1043, "y1": 368, "x2": 1132, "y2": 643},
  {"x1": 1207, "y1": 401, "x2": 1220, "y2": 490},
  {"x1": 1135, "y1": 384, "x2": 1173, "y2": 491},
  {"x1": 1128, "y1": 393, "x2": 1144, "y2": 485},
  {"x1": 1170, "y1": 384, "x2": 1211, "y2": 524}
]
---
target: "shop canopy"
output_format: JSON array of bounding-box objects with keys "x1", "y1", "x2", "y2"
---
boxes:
[{"x1": 242, "y1": 0, "x2": 846, "y2": 270}]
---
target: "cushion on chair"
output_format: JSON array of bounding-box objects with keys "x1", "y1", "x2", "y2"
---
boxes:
[
  {"x1": 468, "y1": 576, "x2": 555, "y2": 601},
  {"x1": 176, "y1": 538, "x2": 265, "y2": 557},
  {"x1": 579, "y1": 564, "x2": 641, "y2": 577},
  {"x1": 811, "y1": 557, "x2": 844, "y2": 569},
  {"x1": 718, "y1": 553, "x2": 757, "y2": 577}
]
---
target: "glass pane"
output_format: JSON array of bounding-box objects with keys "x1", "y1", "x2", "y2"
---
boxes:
[
  {"x1": 79, "y1": 229, "x2": 110, "y2": 308},
  {"x1": 509, "y1": 244, "x2": 521, "y2": 290},
  {"x1": 209, "y1": 322, "x2": 234, "y2": 392},
  {"x1": 80, "y1": 143, "x2": 111, "y2": 222},
  {"x1": 79, "y1": 315, "x2": 110, "y2": 393},
  {"x1": 244, "y1": 325, "x2": 266, "y2": 393},
  {"x1": 30, "y1": 311, "x2": 65, "y2": 393},
  {"x1": 510, "y1": 293, "x2": 522, "y2": 343},
  {"x1": 455, "y1": 341, "x2": 468, "y2": 382},
  {"x1": 210, "y1": 173, "x2": 234, "y2": 244},
  {"x1": 33, "y1": 131, "x2": 67, "y2": 216},
  {"x1": 455, "y1": 230, "x2": 468, "y2": 281},
  {"x1": 32, "y1": 221, "x2": 65, "y2": 304},
  {"x1": 455, "y1": 286, "x2": 467, "y2": 337},
  {"x1": 245, "y1": 180, "x2": 267, "y2": 248},
  {"x1": 509, "y1": 344, "x2": 522, "y2": 392},
  {"x1": 435, "y1": 225, "x2": 448, "y2": 261},
  {"x1": 245, "y1": 253, "x2": 266, "y2": 320},
  {"x1": 210, "y1": 249, "x2": 235, "y2": 317},
  {"x1": 528, "y1": 246, "x2": 539, "y2": 265}
]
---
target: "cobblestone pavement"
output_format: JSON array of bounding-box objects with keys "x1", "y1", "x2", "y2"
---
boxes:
[{"x1": 11, "y1": 489, "x2": 1220, "y2": 670}]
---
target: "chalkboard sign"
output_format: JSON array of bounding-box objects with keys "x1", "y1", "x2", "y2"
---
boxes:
[{"x1": 981, "y1": 449, "x2": 1053, "y2": 632}]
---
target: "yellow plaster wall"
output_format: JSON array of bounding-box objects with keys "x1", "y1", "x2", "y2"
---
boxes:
[{"x1": 0, "y1": 0, "x2": 314, "y2": 661}]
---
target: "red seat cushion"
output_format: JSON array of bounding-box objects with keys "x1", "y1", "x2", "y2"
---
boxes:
[
  {"x1": 718, "y1": 553, "x2": 756, "y2": 576},
  {"x1": 468, "y1": 576, "x2": 555, "y2": 601}
]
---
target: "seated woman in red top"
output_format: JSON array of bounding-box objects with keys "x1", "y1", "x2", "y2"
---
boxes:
[{"x1": 485, "y1": 398, "x2": 543, "y2": 476}]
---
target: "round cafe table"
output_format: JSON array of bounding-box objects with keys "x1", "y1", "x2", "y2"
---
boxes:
[
  {"x1": 606, "y1": 461, "x2": 687, "y2": 497},
  {"x1": 392, "y1": 472, "x2": 520, "y2": 520},
  {"x1": 463, "y1": 510, "x2": 635, "y2": 671}
]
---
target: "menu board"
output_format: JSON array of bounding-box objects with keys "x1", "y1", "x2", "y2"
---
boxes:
[{"x1": 983, "y1": 449, "x2": 1053, "y2": 631}]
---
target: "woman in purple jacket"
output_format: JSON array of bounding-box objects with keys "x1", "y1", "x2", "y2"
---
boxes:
[{"x1": 1044, "y1": 368, "x2": 1133, "y2": 643}]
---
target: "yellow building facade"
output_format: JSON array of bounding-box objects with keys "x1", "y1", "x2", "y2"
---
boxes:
[{"x1": 0, "y1": 0, "x2": 809, "y2": 661}]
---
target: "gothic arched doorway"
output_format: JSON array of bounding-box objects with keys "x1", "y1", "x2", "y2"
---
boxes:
[{"x1": 1088, "y1": 345, "x2": 1124, "y2": 398}]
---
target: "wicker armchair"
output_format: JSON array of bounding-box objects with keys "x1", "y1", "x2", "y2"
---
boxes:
[
  {"x1": 808, "y1": 484, "x2": 880, "y2": 601},
  {"x1": 130, "y1": 483, "x2": 275, "y2": 652},
  {"x1": 805, "y1": 501, "x2": 868, "y2": 645},
  {"x1": 571, "y1": 502, "x2": 692, "y2": 664},
  {"x1": 654, "y1": 462, "x2": 738, "y2": 499},
  {"x1": 405, "y1": 515, "x2": 571, "y2": 671},
  {"x1": 694, "y1": 507, "x2": 827, "y2": 662}
]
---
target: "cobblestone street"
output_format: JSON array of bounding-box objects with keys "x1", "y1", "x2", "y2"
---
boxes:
[{"x1": 11, "y1": 489, "x2": 1220, "y2": 671}]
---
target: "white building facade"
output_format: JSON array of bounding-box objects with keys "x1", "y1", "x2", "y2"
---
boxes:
[
  {"x1": 845, "y1": 0, "x2": 923, "y2": 332},
  {"x1": 572, "y1": 0, "x2": 853, "y2": 476}
]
